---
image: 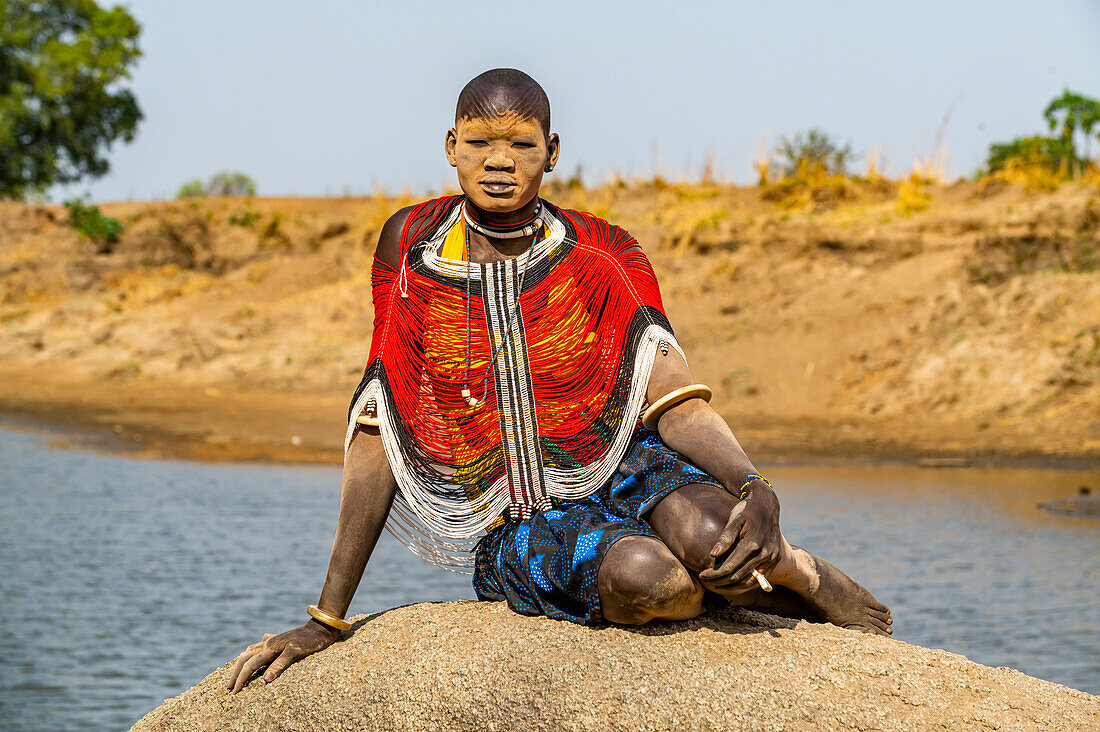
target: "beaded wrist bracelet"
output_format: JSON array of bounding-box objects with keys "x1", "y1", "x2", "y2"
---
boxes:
[{"x1": 736, "y1": 473, "x2": 774, "y2": 501}]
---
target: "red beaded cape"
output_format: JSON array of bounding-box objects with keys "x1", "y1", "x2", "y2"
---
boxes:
[{"x1": 345, "y1": 195, "x2": 681, "y2": 571}]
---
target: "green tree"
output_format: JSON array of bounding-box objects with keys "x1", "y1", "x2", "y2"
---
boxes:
[
  {"x1": 206, "y1": 170, "x2": 256, "y2": 196},
  {"x1": 773, "y1": 128, "x2": 853, "y2": 178},
  {"x1": 0, "y1": 0, "x2": 143, "y2": 200},
  {"x1": 1043, "y1": 89, "x2": 1100, "y2": 167},
  {"x1": 175, "y1": 171, "x2": 258, "y2": 199}
]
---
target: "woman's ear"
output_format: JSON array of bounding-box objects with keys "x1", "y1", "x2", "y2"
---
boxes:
[
  {"x1": 445, "y1": 128, "x2": 458, "y2": 167},
  {"x1": 545, "y1": 132, "x2": 560, "y2": 172}
]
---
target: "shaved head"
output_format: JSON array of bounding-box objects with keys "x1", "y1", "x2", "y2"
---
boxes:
[{"x1": 456, "y1": 68, "x2": 550, "y2": 136}]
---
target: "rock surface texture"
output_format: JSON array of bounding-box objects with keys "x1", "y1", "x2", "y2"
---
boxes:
[{"x1": 131, "y1": 601, "x2": 1098, "y2": 731}]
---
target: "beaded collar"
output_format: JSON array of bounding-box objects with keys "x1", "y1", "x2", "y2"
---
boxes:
[
  {"x1": 419, "y1": 198, "x2": 567, "y2": 280},
  {"x1": 463, "y1": 200, "x2": 543, "y2": 239}
]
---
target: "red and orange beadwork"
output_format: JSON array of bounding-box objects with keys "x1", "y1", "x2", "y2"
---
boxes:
[{"x1": 346, "y1": 195, "x2": 679, "y2": 571}]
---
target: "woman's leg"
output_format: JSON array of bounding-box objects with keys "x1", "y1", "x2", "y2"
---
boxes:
[
  {"x1": 647, "y1": 483, "x2": 892, "y2": 635},
  {"x1": 597, "y1": 535, "x2": 705, "y2": 624}
]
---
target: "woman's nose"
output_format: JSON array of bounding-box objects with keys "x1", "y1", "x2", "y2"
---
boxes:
[{"x1": 485, "y1": 148, "x2": 515, "y2": 171}]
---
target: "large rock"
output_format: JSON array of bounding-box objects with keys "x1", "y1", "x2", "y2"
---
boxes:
[{"x1": 132, "y1": 601, "x2": 1098, "y2": 731}]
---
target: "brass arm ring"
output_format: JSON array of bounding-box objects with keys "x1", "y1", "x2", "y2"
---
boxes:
[
  {"x1": 307, "y1": 605, "x2": 352, "y2": 632},
  {"x1": 641, "y1": 383, "x2": 713, "y2": 431}
]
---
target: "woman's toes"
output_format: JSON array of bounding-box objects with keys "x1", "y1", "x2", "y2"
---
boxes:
[
  {"x1": 854, "y1": 623, "x2": 886, "y2": 636},
  {"x1": 856, "y1": 616, "x2": 891, "y2": 636}
]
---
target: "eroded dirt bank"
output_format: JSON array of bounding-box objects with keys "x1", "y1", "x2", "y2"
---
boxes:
[{"x1": 1, "y1": 180, "x2": 1097, "y2": 465}]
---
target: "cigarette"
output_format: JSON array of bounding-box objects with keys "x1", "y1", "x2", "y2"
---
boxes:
[{"x1": 752, "y1": 569, "x2": 772, "y2": 592}]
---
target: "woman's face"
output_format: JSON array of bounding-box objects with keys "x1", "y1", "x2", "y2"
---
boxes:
[{"x1": 446, "y1": 112, "x2": 559, "y2": 214}]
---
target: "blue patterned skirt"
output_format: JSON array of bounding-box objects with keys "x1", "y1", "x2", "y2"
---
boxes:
[{"x1": 471, "y1": 429, "x2": 725, "y2": 624}]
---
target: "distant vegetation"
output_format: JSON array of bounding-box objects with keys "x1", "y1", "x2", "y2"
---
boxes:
[
  {"x1": 982, "y1": 89, "x2": 1100, "y2": 187},
  {"x1": 771, "y1": 128, "x2": 854, "y2": 179},
  {"x1": 63, "y1": 197, "x2": 123, "y2": 252},
  {"x1": 175, "y1": 180, "x2": 208, "y2": 199},
  {"x1": 177, "y1": 172, "x2": 258, "y2": 198},
  {"x1": 754, "y1": 129, "x2": 866, "y2": 211},
  {"x1": 228, "y1": 208, "x2": 261, "y2": 227},
  {"x1": 1044, "y1": 90, "x2": 1100, "y2": 166},
  {"x1": 984, "y1": 136, "x2": 1076, "y2": 175},
  {"x1": 748, "y1": 90, "x2": 1099, "y2": 210},
  {"x1": 0, "y1": 0, "x2": 143, "y2": 200}
]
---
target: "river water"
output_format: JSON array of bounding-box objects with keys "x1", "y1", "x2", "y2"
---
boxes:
[{"x1": 0, "y1": 425, "x2": 1096, "y2": 730}]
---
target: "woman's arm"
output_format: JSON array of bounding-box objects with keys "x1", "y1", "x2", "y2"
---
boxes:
[
  {"x1": 226, "y1": 428, "x2": 397, "y2": 693},
  {"x1": 315, "y1": 427, "x2": 398, "y2": 618},
  {"x1": 647, "y1": 347, "x2": 783, "y2": 587}
]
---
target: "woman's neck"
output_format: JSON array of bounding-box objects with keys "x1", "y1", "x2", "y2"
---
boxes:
[
  {"x1": 464, "y1": 194, "x2": 540, "y2": 229},
  {"x1": 463, "y1": 195, "x2": 543, "y2": 262}
]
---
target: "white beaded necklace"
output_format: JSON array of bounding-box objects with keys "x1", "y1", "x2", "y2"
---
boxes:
[{"x1": 462, "y1": 200, "x2": 544, "y2": 240}]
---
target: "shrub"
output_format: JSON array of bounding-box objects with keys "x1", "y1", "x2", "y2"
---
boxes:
[
  {"x1": 228, "y1": 209, "x2": 260, "y2": 227},
  {"x1": 773, "y1": 129, "x2": 853, "y2": 178},
  {"x1": 984, "y1": 135, "x2": 1076, "y2": 176},
  {"x1": 760, "y1": 137, "x2": 862, "y2": 211},
  {"x1": 176, "y1": 179, "x2": 206, "y2": 198},
  {"x1": 175, "y1": 171, "x2": 258, "y2": 199},
  {"x1": 63, "y1": 197, "x2": 123, "y2": 252}
]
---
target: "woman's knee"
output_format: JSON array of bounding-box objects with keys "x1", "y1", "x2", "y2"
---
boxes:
[
  {"x1": 649, "y1": 483, "x2": 738, "y2": 572},
  {"x1": 598, "y1": 536, "x2": 703, "y2": 624}
]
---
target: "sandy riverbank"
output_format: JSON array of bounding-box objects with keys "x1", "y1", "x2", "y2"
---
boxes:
[{"x1": 1, "y1": 179, "x2": 1097, "y2": 466}]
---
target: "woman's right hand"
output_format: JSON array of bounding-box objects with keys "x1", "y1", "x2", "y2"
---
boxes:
[{"x1": 226, "y1": 619, "x2": 341, "y2": 694}]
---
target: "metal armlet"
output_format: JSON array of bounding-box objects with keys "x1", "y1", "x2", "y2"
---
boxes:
[
  {"x1": 641, "y1": 383, "x2": 713, "y2": 431},
  {"x1": 307, "y1": 604, "x2": 352, "y2": 632}
]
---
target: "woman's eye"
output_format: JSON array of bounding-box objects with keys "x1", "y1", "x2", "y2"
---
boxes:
[
  {"x1": 467, "y1": 140, "x2": 488, "y2": 146},
  {"x1": 512, "y1": 142, "x2": 534, "y2": 149}
]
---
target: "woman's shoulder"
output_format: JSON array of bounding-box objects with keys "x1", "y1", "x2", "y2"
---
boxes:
[{"x1": 375, "y1": 195, "x2": 463, "y2": 267}]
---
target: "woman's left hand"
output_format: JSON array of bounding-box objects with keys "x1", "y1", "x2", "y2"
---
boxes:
[{"x1": 697, "y1": 482, "x2": 782, "y2": 589}]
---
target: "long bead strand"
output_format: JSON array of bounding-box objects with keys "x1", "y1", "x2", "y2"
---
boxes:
[{"x1": 461, "y1": 222, "x2": 536, "y2": 407}]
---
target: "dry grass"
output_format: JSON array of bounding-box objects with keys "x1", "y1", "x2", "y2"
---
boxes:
[{"x1": 896, "y1": 174, "x2": 932, "y2": 216}]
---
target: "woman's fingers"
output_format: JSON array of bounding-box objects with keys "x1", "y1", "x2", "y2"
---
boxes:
[
  {"x1": 706, "y1": 514, "x2": 746, "y2": 564},
  {"x1": 227, "y1": 648, "x2": 256, "y2": 690},
  {"x1": 711, "y1": 553, "x2": 764, "y2": 589},
  {"x1": 224, "y1": 624, "x2": 340, "y2": 693},
  {"x1": 700, "y1": 538, "x2": 760, "y2": 583},
  {"x1": 263, "y1": 648, "x2": 298, "y2": 682},
  {"x1": 707, "y1": 543, "x2": 783, "y2": 590},
  {"x1": 230, "y1": 646, "x2": 278, "y2": 694},
  {"x1": 750, "y1": 552, "x2": 782, "y2": 585}
]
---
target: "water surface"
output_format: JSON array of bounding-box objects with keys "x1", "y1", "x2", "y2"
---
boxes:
[{"x1": 0, "y1": 426, "x2": 1095, "y2": 730}]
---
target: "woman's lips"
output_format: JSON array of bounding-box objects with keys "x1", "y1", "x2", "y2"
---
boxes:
[{"x1": 480, "y1": 181, "x2": 516, "y2": 194}]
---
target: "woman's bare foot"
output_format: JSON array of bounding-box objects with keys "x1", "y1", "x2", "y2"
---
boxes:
[
  {"x1": 708, "y1": 585, "x2": 822, "y2": 623},
  {"x1": 766, "y1": 543, "x2": 893, "y2": 636}
]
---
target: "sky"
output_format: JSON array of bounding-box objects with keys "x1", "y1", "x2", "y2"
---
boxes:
[{"x1": 47, "y1": 0, "x2": 1100, "y2": 203}]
